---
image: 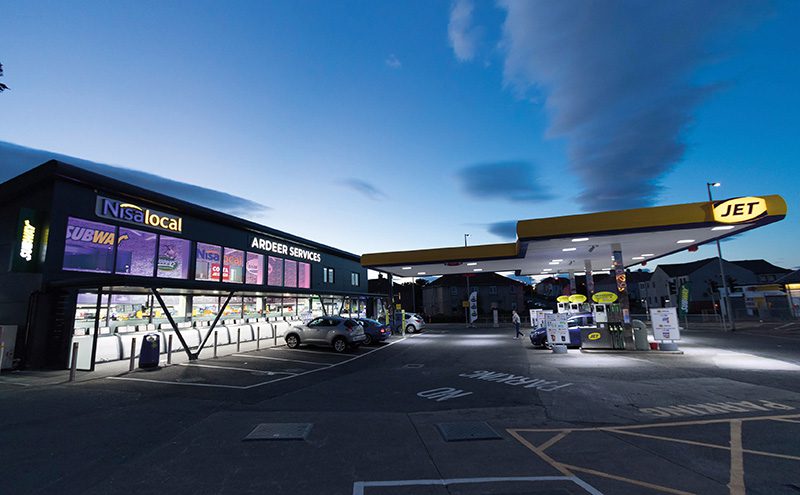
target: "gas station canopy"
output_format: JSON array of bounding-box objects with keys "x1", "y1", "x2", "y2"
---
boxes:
[{"x1": 361, "y1": 196, "x2": 787, "y2": 277}]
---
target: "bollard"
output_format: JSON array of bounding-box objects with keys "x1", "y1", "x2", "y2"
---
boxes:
[
  {"x1": 129, "y1": 338, "x2": 137, "y2": 372},
  {"x1": 237, "y1": 328, "x2": 241, "y2": 352},
  {"x1": 213, "y1": 331, "x2": 218, "y2": 358},
  {"x1": 167, "y1": 335, "x2": 173, "y2": 364},
  {"x1": 256, "y1": 326, "x2": 260, "y2": 350},
  {"x1": 68, "y1": 342, "x2": 79, "y2": 382}
]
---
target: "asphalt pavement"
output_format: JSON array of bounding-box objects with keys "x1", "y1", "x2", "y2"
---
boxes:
[{"x1": 2, "y1": 323, "x2": 800, "y2": 494}]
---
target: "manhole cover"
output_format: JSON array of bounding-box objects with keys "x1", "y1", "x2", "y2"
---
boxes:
[
  {"x1": 436, "y1": 421, "x2": 502, "y2": 442},
  {"x1": 243, "y1": 423, "x2": 313, "y2": 441}
]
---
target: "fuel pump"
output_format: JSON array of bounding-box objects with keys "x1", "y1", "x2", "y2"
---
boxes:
[
  {"x1": 580, "y1": 303, "x2": 625, "y2": 349},
  {"x1": 557, "y1": 302, "x2": 569, "y2": 314}
]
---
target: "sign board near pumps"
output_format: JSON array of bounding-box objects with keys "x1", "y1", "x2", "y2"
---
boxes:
[
  {"x1": 650, "y1": 307, "x2": 681, "y2": 341},
  {"x1": 713, "y1": 197, "x2": 767, "y2": 224},
  {"x1": 545, "y1": 313, "x2": 570, "y2": 345},
  {"x1": 469, "y1": 291, "x2": 478, "y2": 323}
]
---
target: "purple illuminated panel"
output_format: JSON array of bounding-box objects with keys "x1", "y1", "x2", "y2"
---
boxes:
[
  {"x1": 298, "y1": 262, "x2": 311, "y2": 289},
  {"x1": 115, "y1": 228, "x2": 156, "y2": 276},
  {"x1": 268, "y1": 256, "x2": 283, "y2": 286},
  {"x1": 246, "y1": 252, "x2": 264, "y2": 285},
  {"x1": 157, "y1": 236, "x2": 190, "y2": 279},
  {"x1": 63, "y1": 217, "x2": 115, "y2": 273},
  {"x1": 224, "y1": 248, "x2": 244, "y2": 283},
  {"x1": 284, "y1": 260, "x2": 298, "y2": 288},
  {"x1": 196, "y1": 243, "x2": 222, "y2": 281}
]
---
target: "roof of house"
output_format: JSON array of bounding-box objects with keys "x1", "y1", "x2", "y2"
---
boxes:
[
  {"x1": 655, "y1": 258, "x2": 718, "y2": 277},
  {"x1": 731, "y1": 259, "x2": 792, "y2": 275}
]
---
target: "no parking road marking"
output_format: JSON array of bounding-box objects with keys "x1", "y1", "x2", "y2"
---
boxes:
[
  {"x1": 640, "y1": 399, "x2": 794, "y2": 418},
  {"x1": 459, "y1": 370, "x2": 573, "y2": 392}
]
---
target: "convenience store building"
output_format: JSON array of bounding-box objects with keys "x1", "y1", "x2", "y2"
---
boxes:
[{"x1": 0, "y1": 161, "x2": 371, "y2": 370}]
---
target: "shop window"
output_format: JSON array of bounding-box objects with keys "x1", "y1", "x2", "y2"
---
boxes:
[
  {"x1": 323, "y1": 267, "x2": 335, "y2": 284},
  {"x1": 351, "y1": 272, "x2": 360, "y2": 286},
  {"x1": 74, "y1": 292, "x2": 109, "y2": 331},
  {"x1": 193, "y1": 295, "x2": 220, "y2": 321},
  {"x1": 246, "y1": 253, "x2": 264, "y2": 285},
  {"x1": 284, "y1": 260, "x2": 298, "y2": 288},
  {"x1": 157, "y1": 236, "x2": 191, "y2": 279},
  {"x1": 223, "y1": 247, "x2": 244, "y2": 283},
  {"x1": 489, "y1": 286, "x2": 497, "y2": 295},
  {"x1": 268, "y1": 256, "x2": 283, "y2": 286},
  {"x1": 298, "y1": 262, "x2": 311, "y2": 289},
  {"x1": 63, "y1": 217, "x2": 115, "y2": 273},
  {"x1": 195, "y1": 243, "x2": 222, "y2": 281},
  {"x1": 243, "y1": 297, "x2": 262, "y2": 318},
  {"x1": 153, "y1": 295, "x2": 188, "y2": 324},
  {"x1": 115, "y1": 228, "x2": 157, "y2": 276},
  {"x1": 265, "y1": 296, "x2": 283, "y2": 317},
  {"x1": 109, "y1": 293, "x2": 152, "y2": 329}
]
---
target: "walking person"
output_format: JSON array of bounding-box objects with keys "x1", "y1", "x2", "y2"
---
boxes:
[{"x1": 512, "y1": 310, "x2": 523, "y2": 339}]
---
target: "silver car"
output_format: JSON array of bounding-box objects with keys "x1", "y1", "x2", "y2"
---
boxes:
[{"x1": 284, "y1": 316, "x2": 366, "y2": 353}]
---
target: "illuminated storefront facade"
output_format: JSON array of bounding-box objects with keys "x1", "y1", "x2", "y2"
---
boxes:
[{"x1": 0, "y1": 161, "x2": 372, "y2": 369}]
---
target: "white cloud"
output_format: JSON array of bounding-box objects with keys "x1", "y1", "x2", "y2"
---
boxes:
[
  {"x1": 385, "y1": 54, "x2": 402, "y2": 69},
  {"x1": 448, "y1": 0, "x2": 478, "y2": 62}
]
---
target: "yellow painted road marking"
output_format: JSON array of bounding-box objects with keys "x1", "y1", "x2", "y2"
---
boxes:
[
  {"x1": 506, "y1": 429, "x2": 573, "y2": 477},
  {"x1": 508, "y1": 413, "x2": 800, "y2": 495},
  {"x1": 728, "y1": 420, "x2": 745, "y2": 495},
  {"x1": 607, "y1": 429, "x2": 800, "y2": 462},
  {"x1": 562, "y1": 464, "x2": 696, "y2": 495}
]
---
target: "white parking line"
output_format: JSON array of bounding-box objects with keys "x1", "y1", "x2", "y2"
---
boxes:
[
  {"x1": 352, "y1": 476, "x2": 603, "y2": 495},
  {"x1": 106, "y1": 333, "x2": 414, "y2": 389},
  {"x1": 177, "y1": 363, "x2": 297, "y2": 375},
  {"x1": 266, "y1": 346, "x2": 352, "y2": 357},
  {"x1": 232, "y1": 354, "x2": 333, "y2": 366}
]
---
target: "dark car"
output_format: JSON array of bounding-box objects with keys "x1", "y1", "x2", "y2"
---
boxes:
[
  {"x1": 529, "y1": 313, "x2": 594, "y2": 348},
  {"x1": 356, "y1": 318, "x2": 392, "y2": 345}
]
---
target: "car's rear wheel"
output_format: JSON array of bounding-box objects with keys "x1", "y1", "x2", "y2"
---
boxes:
[
  {"x1": 406, "y1": 324, "x2": 415, "y2": 334},
  {"x1": 286, "y1": 334, "x2": 300, "y2": 349},
  {"x1": 332, "y1": 337, "x2": 347, "y2": 353},
  {"x1": 363, "y1": 334, "x2": 373, "y2": 345}
]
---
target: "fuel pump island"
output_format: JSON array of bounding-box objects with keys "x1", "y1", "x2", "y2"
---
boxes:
[{"x1": 362, "y1": 195, "x2": 788, "y2": 351}]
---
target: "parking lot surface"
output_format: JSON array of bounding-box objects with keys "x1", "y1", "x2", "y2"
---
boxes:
[{"x1": 2, "y1": 324, "x2": 800, "y2": 494}]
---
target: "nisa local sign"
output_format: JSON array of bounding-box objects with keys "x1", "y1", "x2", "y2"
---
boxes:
[
  {"x1": 713, "y1": 197, "x2": 767, "y2": 224},
  {"x1": 250, "y1": 236, "x2": 322, "y2": 263},
  {"x1": 96, "y1": 196, "x2": 183, "y2": 233}
]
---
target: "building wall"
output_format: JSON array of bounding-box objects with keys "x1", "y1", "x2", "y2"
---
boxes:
[{"x1": 423, "y1": 281, "x2": 525, "y2": 317}]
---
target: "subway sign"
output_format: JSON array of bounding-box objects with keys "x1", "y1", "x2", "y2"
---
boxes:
[
  {"x1": 712, "y1": 197, "x2": 767, "y2": 224},
  {"x1": 250, "y1": 236, "x2": 322, "y2": 263},
  {"x1": 96, "y1": 196, "x2": 183, "y2": 233}
]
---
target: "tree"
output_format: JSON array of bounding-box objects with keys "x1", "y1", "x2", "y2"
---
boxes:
[{"x1": 0, "y1": 63, "x2": 8, "y2": 92}]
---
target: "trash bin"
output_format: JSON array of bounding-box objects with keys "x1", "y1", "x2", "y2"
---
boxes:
[
  {"x1": 138, "y1": 333, "x2": 161, "y2": 369},
  {"x1": 633, "y1": 326, "x2": 650, "y2": 351}
]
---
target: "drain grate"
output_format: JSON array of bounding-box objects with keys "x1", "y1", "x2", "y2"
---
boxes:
[
  {"x1": 436, "y1": 421, "x2": 502, "y2": 442},
  {"x1": 243, "y1": 423, "x2": 313, "y2": 441}
]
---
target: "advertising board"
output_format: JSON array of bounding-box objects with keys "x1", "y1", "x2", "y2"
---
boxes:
[{"x1": 650, "y1": 307, "x2": 681, "y2": 341}]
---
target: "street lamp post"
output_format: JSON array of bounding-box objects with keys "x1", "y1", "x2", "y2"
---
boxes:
[
  {"x1": 707, "y1": 182, "x2": 735, "y2": 331},
  {"x1": 464, "y1": 233, "x2": 470, "y2": 327}
]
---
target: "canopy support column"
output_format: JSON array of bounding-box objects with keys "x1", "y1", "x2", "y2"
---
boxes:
[
  {"x1": 152, "y1": 288, "x2": 194, "y2": 361},
  {"x1": 584, "y1": 260, "x2": 594, "y2": 297}
]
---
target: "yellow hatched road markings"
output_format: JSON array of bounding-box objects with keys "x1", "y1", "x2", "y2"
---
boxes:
[{"x1": 508, "y1": 413, "x2": 800, "y2": 495}]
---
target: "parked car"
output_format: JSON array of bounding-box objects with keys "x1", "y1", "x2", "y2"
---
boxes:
[
  {"x1": 356, "y1": 318, "x2": 392, "y2": 345},
  {"x1": 284, "y1": 315, "x2": 366, "y2": 353},
  {"x1": 391, "y1": 312, "x2": 426, "y2": 334},
  {"x1": 529, "y1": 313, "x2": 594, "y2": 348}
]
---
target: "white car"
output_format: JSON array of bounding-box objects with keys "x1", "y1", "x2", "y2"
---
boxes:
[{"x1": 391, "y1": 312, "x2": 425, "y2": 334}]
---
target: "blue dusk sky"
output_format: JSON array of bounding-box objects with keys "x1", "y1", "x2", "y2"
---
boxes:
[{"x1": 1, "y1": 0, "x2": 798, "y2": 276}]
